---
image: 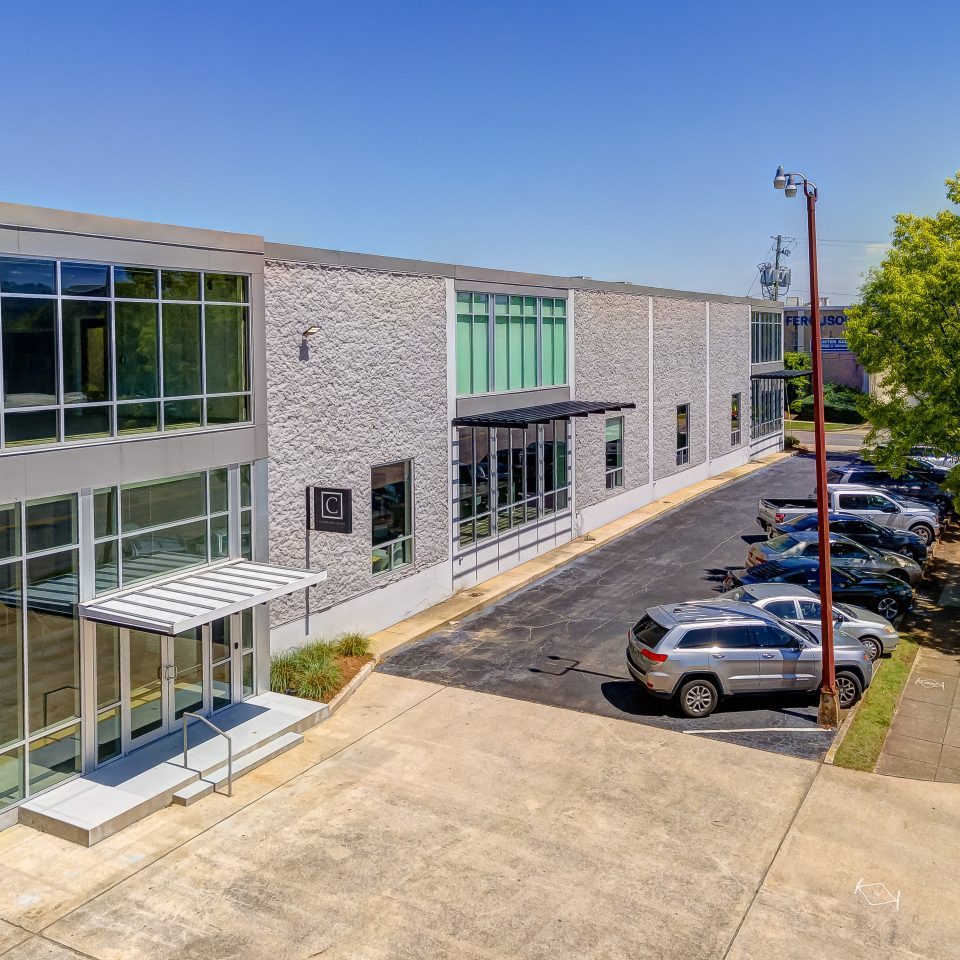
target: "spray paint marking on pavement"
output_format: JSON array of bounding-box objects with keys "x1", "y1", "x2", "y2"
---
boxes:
[
  {"x1": 915, "y1": 678, "x2": 946, "y2": 690},
  {"x1": 854, "y1": 879, "x2": 901, "y2": 910}
]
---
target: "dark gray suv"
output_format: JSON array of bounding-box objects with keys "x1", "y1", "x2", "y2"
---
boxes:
[{"x1": 626, "y1": 600, "x2": 873, "y2": 718}]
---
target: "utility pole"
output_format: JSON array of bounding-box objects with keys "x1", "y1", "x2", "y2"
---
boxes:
[{"x1": 771, "y1": 234, "x2": 785, "y2": 301}]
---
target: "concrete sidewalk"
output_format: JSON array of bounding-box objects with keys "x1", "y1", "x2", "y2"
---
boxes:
[
  {"x1": 371, "y1": 449, "x2": 794, "y2": 658},
  {"x1": 0, "y1": 673, "x2": 957, "y2": 959}
]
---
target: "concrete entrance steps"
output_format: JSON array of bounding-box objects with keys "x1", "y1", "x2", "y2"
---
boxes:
[
  {"x1": 18, "y1": 692, "x2": 326, "y2": 846},
  {"x1": 172, "y1": 731, "x2": 303, "y2": 806}
]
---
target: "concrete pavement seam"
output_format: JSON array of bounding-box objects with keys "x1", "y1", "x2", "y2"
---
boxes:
[
  {"x1": 719, "y1": 762, "x2": 823, "y2": 960},
  {"x1": 0, "y1": 931, "x2": 101, "y2": 960},
  {"x1": 24, "y1": 683, "x2": 446, "y2": 945}
]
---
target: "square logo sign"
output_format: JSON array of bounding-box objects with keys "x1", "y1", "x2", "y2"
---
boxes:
[{"x1": 309, "y1": 487, "x2": 353, "y2": 534}]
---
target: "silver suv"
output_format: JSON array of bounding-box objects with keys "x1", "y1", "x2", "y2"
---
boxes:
[{"x1": 626, "y1": 600, "x2": 873, "y2": 718}]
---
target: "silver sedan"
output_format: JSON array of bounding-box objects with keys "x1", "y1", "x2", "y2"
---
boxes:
[{"x1": 719, "y1": 582, "x2": 900, "y2": 663}]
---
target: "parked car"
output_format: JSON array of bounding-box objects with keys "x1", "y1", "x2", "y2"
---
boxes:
[
  {"x1": 758, "y1": 485, "x2": 941, "y2": 546},
  {"x1": 722, "y1": 557, "x2": 913, "y2": 621},
  {"x1": 625, "y1": 600, "x2": 873, "y2": 718},
  {"x1": 718, "y1": 582, "x2": 900, "y2": 662},
  {"x1": 827, "y1": 463, "x2": 953, "y2": 518},
  {"x1": 773, "y1": 511, "x2": 928, "y2": 564},
  {"x1": 745, "y1": 530, "x2": 922, "y2": 586}
]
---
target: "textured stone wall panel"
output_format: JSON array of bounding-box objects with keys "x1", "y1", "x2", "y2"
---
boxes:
[
  {"x1": 709, "y1": 301, "x2": 751, "y2": 457},
  {"x1": 652, "y1": 297, "x2": 708, "y2": 480},
  {"x1": 573, "y1": 291, "x2": 650, "y2": 511},
  {"x1": 264, "y1": 260, "x2": 449, "y2": 630}
]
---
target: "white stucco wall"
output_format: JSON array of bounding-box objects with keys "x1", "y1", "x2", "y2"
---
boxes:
[
  {"x1": 652, "y1": 297, "x2": 708, "y2": 481},
  {"x1": 263, "y1": 259, "x2": 449, "y2": 639},
  {"x1": 708, "y1": 301, "x2": 751, "y2": 460},
  {"x1": 572, "y1": 290, "x2": 649, "y2": 512}
]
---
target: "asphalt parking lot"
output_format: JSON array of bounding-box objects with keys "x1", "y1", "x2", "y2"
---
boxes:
[{"x1": 382, "y1": 452, "x2": 861, "y2": 761}]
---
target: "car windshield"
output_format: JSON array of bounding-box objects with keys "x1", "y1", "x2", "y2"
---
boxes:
[
  {"x1": 765, "y1": 535, "x2": 798, "y2": 554},
  {"x1": 836, "y1": 603, "x2": 859, "y2": 618},
  {"x1": 631, "y1": 615, "x2": 669, "y2": 649}
]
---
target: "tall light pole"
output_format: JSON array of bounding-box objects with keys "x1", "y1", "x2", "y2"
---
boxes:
[{"x1": 773, "y1": 166, "x2": 840, "y2": 728}]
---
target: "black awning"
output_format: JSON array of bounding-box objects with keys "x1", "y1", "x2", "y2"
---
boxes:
[
  {"x1": 453, "y1": 399, "x2": 636, "y2": 429},
  {"x1": 751, "y1": 369, "x2": 812, "y2": 381}
]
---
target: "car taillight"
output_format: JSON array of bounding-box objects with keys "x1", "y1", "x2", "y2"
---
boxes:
[
  {"x1": 640, "y1": 648, "x2": 669, "y2": 664},
  {"x1": 775, "y1": 512, "x2": 786, "y2": 523}
]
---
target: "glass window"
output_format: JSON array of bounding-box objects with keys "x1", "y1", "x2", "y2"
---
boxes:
[
  {"x1": 0, "y1": 561, "x2": 23, "y2": 747},
  {"x1": 2, "y1": 298, "x2": 58, "y2": 407},
  {"x1": 96, "y1": 708, "x2": 121, "y2": 765},
  {"x1": 677, "y1": 628, "x2": 720, "y2": 649},
  {"x1": 676, "y1": 404, "x2": 690, "y2": 466},
  {"x1": 122, "y1": 473, "x2": 206, "y2": 531},
  {"x1": 0, "y1": 257, "x2": 56, "y2": 295},
  {"x1": 4, "y1": 410, "x2": 58, "y2": 446},
  {"x1": 162, "y1": 304, "x2": 202, "y2": 397},
  {"x1": 94, "y1": 541, "x2": 119, "y2": 592},
  {"x1": 28, "y1": 723, "x2": 81, "y2": 794},
  {"x1": 0, "y1": 257, "x2": 250, "y2": 448},
  {"x1": 204, "y1": 273, "x2": 248, "y2": 303},
  {"x1": 763, "y1": 599, "x2": 797, "y2": 619},
  {"x1": 26, "y1": 549, "x2": 80, "y2": 733},
  {"x1": 61, "y1": 262, "x2": 109, "y2": 298},
  {"x1": 797, "y1": 599, "x2": 821, "y2": 619},
  {"x1": 605, "y1": 417, "x2": 623, "y2": 489},
  {"x1": 0, "y1": 745, "x2": 24, "y2": 808},
  {"x1": 731, "y1": 393, "x2": 741, "y2": 446},
  {"x1": 457, "y1": 293, "x2": 566, "y2": 396},
  {"x1": 161, "y1": 270, "x2": 200, "y2": 302},
  {"x1": 113, "y1": 266, "x2": 158, "y2": 300},
  {"x1": 95, "y1": 623, "x2": 120, "y2": 709},
  {"x1": 209, "y1": 468, "x2": 229, "y2": 514},
  {"x1": 61, "y1": 301, "x2": 111, "y2": 404},
  {"x1": 25, "y1": 495, "x2": 78, "y2": 553},
  {"x1": 239, "y1": 464, "x2": 252, "y2": 508},
  {"x1": 121, "y1": 519, "x2": 208, "y2": 585},
  {"x1": 0, "y1": 503, "x2": 20, "y2": 560},
  {"x1": 115, "y1": 302, "x2": 159, "y2": 399},
  {"x1": 750, "y1": 311, "x2": 783, "y2": 364},
  {"x1": 372, "y1": 460, "x2": 413, "y2": 575},
  {"x1": 705, "y1": 626, "x2": 754, "y2": 649},
  {"x1": 205, "y1": 305, "x2": 249, "y2": 394},
  {"x1": 750, "y1": 380, "x2": 783, "y2": 439}
]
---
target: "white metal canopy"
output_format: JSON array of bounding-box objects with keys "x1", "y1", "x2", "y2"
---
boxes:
[{"x1": 79, "y1": 560, "x2": 327, "y2": 635}]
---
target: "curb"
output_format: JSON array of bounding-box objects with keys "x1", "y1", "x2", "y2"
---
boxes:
[
  {"x1": 823, "y1": 697, "x2": 864, "y2": 766},
  {"x1": 372, "y1": 450, "x2": 797, "y2": 657},
  {"x1": 326, "y1": 656, "x2": 380, "y2": 716}
]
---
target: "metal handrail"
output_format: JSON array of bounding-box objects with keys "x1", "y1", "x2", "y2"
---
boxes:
[{"x1": 182, "y1": 712, "x2": 233, "y2": 797}]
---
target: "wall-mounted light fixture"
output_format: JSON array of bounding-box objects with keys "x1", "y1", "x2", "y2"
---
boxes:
[{"x1": 302, "y1": 325, "x2": 320, "y2": 338}]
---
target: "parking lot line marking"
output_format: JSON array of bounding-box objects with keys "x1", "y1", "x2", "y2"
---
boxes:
[{"x1": 682, "y1": 726, "x2": 827, "y2": 735}]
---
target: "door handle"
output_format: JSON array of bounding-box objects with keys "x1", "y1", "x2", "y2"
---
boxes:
[
  {"x1": 760, "y1": 652, "x2": 776, "y2": 659},
  {"x1": 712, "y1": 653, "x2": 726, "y2": 659},
  {"x1": 163, "y1": 665, "x2": 177, "y2": 681}
]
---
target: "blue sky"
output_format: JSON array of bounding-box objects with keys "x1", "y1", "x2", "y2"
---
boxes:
[{"x1": 3, "y1": 0, "x2": 959, "y2": 301}]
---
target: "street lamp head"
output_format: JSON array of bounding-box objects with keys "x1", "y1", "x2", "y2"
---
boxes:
[
  {"x1": 784, "y1": 177, "x2": 799, "y2": 199},
  {"x1": 773, "y1": 165, "x2": 787, "y2": 190}
]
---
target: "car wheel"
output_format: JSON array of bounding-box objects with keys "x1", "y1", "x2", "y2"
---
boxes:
[
  {"x1": 876, "y1": 596, "x2": 900, "y2": 621},
  {"x1": 836, "y1": 670, "x2": 863, "y2": 709},
  {"x1": 910, "y1": 524, "x2": 934, "y2": 546},
  {"x1": 859, "y1": 637, "x2": 882, "y2": 663},
  {"x1": 678, "y1": 678, "x2": 719, "y2": 718}
]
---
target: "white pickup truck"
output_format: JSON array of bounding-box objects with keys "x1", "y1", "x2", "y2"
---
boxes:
[{"x1": 757, "y1": 484, "x2": 941, "y2": 545}]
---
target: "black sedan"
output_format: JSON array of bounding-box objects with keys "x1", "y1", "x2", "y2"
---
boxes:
[
  {"x1": 722, "y1": 557, "x2": 913, "y2": 621},
  {"x1": 774, "y1": 512, "x2": 928, "y2": 564}
]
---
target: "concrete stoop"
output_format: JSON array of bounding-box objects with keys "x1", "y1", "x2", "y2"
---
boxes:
[{"x1": 18, "y1": 692, "x2": 327, "y2": 846}]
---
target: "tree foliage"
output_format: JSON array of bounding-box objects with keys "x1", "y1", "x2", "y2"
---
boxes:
[
  {"x1": 846, "y1": 171, "x2": 960, "y2": 489},
  {"x1": 783, "y1": 351, "x2": 811, "y2": 413}
]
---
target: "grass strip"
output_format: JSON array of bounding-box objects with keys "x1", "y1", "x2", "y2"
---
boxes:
[
  {"x1": 785, "y1": 420, "x2": 863, "y2": 432},
  {"x1": 833, "y1": 637, "x2": 919, "y2": 771}
]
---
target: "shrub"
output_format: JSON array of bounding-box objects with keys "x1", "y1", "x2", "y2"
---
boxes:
[
  {"x1": 335, "y1": 631, "x2": 372, "y2": 658},
  {"x1": 270, "y1": 649, "x2": 301, "y2": 693},
  {"x1": 292, "y1": 658, "x2": 344, "y2": 701},
  {"x1": 796, "y1": 383, "x2": 867, "y2": 424},
  {"x1": 271, "y1": 638, "x2": 343, "y2": 700}
]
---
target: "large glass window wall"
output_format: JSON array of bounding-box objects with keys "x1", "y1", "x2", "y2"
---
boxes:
[
  {"x1": 0, "y1": 494, "x2": 81, "y2": 810},
  {"x1": 750, "y1": 310, "x2": 783, "y2": 364},
  {"x1": 457, "y1": 420, "x2": 570, "y2": 547},
  {"x1": 456, "y1": 293, "x2": 567, "y2": 396},
  {"x1": 751, "y1": 380, "x2": 784, "y2": 439},
  {"x1": 0, "y1": 256, "x2": 251, "y2": 449}
]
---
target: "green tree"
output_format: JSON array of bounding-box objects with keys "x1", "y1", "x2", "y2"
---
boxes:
[
  {"x1": 846, "y1": 170, "x2": 960, "y2": 489},
  {"x1": 783, "y1": 351, "x2": 811, "y2": 414}
]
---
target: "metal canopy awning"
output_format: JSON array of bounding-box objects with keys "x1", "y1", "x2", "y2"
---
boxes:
[
  {"x1": 453, "y1": 399, "x2": 636, "y2": 429},
  {"x1": 79, "y1": 559, "x2": 327, "y2": 635},
  {"x1": 751, "y1": 369, "x2": 812, "y2": 380}
]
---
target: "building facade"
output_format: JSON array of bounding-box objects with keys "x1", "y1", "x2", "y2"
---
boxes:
[{"x1": 0, "y1": 201, "x2": 785, "y2": 821}]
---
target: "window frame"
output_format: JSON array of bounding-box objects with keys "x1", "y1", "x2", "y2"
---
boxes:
[
  {"x1": 750, "y1": 310, "x2": 783, "y2": 364},
  {"x1": 750, "y1": 379, "x2": 783, "y2": 440},
  {"x1": 731, "y1": 392, "x2": 742, "y2": 446},
  {"x1": 455, "y1": 291, "x2": 567, "y2": 397},
  {"x1": 676, "y1": 404, "x2": 690, "y2": 466},
  {"x1": 371, "y1": 459, "x2": 415, "y2": 576},
  {"x1": 604, "y1": 416, "x2": 624, "y2": 489},
  {"x1": 0, "y1": 256, "x2": 252, "y2": 452}
]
